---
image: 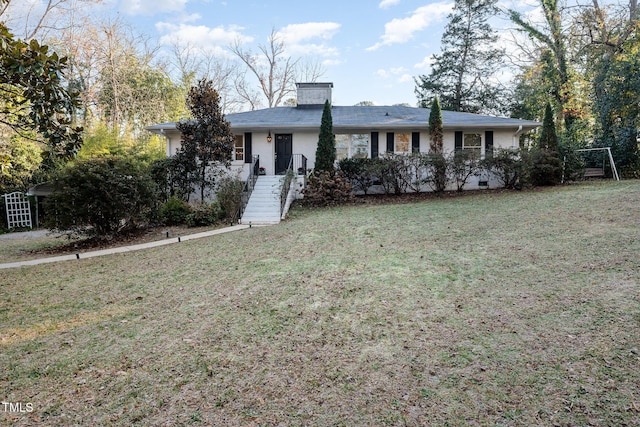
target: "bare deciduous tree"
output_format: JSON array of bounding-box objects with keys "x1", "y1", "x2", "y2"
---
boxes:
[
  {"x1": 230, "y1": 28, "x2": 299, "y2": 109},
  {"x1": 0, "y1": 0, "x2": 101, "y2": 40}
]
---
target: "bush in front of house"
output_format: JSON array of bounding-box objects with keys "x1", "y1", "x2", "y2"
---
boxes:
[
  {"x1": 482, "y1": 148, "x2": 523, "y2": 189},
  {"x1": 338, "y1": 157, "x2": 376, "y2": 195},
  {"x1": 45, "y1": 156, "x2": 158, "y2": 238},
  {"x1": 301, "y1": 170, "x2": 353, "y2": 206},
  {"x1": 373, "y1": 153, "x2": 413, "y2": 195},
  {"x1": 186, "y1": 202, "x2": 221, "y2": 227},
  {"x1": 216, "y1": 175, "x2": 245, "y2": 222},
  {"x1": 450, "y1": 150, "x2": 482, "y2": 191},
  {"x1": 159, "y1": 196, "x2": 193, "y2": 225},
  {"x1": 529, "y1": 146, "x2": 563, "y2": 186},
  {"x1": 421, "y1": 152, "x2": 450, "y2": 193}
]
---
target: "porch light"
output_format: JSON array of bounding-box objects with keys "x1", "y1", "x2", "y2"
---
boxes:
[{"x1": 267, "y1": 130, "x2": 272, "y2": 143}]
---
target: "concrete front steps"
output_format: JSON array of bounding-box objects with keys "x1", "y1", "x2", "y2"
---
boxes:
[{"x1": 240, "y1": 175, "x2": 284, "y2": 225}]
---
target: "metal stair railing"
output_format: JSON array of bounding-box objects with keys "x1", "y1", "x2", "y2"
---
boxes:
[{"x1": 279, "y1": 154, "x2": 307, "y2": 217}]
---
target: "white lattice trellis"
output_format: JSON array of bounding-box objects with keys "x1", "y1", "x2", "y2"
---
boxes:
[{"x1": 4, "y1": 192, "x2": 32, "y2": 229}]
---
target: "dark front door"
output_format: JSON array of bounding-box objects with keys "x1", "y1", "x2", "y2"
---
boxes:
[{"x1": 275, "y1": 134, "x2": 292, "y2": 174}]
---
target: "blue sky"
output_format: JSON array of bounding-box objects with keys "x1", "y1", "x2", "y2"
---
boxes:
[
  {"x1": 9, "y1": 0, "x2": 540, "y2": 107},
  {"x1": 98, "y1": 0, "x2": 540, "y2": 107}
]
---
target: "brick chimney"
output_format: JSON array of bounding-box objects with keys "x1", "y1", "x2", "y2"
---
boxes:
[{"x1": 296, "y1": 82, "x2": 333, "y2": 108}]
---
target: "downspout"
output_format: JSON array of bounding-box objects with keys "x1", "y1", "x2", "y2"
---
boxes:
[{"x1": 513, "y1": 125, "x2": 523, "y2": 148}]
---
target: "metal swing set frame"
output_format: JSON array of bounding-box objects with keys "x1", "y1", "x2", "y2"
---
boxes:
[{"x1": 563, "y1": 147, "x2": 620, "y2": 182}]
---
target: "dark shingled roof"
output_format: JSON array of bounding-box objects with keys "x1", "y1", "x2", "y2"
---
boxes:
[{"x1": 146, "y1": 105, "x2": 540, "y2": 133}]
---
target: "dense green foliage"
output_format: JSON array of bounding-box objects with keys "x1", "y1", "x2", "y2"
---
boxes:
[
  {"x1": 45, "y1": 157, "x2": 158, "y2": 238},
  {"x1": 428, "y1": 97, "x2": 444, "y2": 153},
  {"x1": 176, "y1": 79, "x2": 234, "y2": 202},
  {"x1": 508, "y1": 0, "x2": 638, "y2": 175},
  {"x1": 415, "y1": 0, "x2": 505, "y2": 113},
  {"x1": 0, "y1": 135, "x2": 41, "y2": 192},
  {"x1": 539, "y1": 103, "x2": 558, "y2": 152},
  {"x1": 185, "y1": 202, "x2": 221, "y2": 227},
  {"x1": 338, "y1": 158, "x2": 376, "y2": 195},
  {"x1": 591, "y1": 34, "x2": 640, "y2": 176},
  {"x1": 215, "y1": 175, "x2": 245, "y2": 222},
  {"x1": 482, "y1": 148, "x2": 524, "y2": 189},
  {"x1": 0, "y1": 23, "x2": 83, "y2": 171},
  {"x1": 314, "y1": 100, "x2": 336, "y2": 172},
  {"x1": 158, "y1": 197, "x2": 192, "y2": 226}
]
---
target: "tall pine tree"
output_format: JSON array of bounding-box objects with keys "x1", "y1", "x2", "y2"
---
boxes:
[
  {"x1": 415, "y1": 0, "x2": 505, "y2": 114},
  {"x1": 314, "y1": 100, "x2": 336, "y2": 172},
  {"x1": 531, "y1": 102, "x2": 562, "y2": 186},
  {"x1": 538, "y1": 103, "x2": 558, "y2": 152}
]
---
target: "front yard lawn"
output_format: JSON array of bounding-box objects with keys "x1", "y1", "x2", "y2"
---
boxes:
[{"x1": 1, "y1": 181, "x2": 639, "y2": 425}]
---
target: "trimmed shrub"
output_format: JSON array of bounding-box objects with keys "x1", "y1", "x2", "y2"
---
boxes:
[
  {"x1": 186, "y1": 202, "x2": 220, "y2": 227},
  {"x1": 450, "y1": 150, "x2": 482, "y2": 191},
  {"x1": 45, "y1": 156, "x2": 158, "y2": 238},
  {"x1": 159, "y1": 196, "x2": 192, "y2": 225},
  {"x1": 530, "y1": 147, "x2": 563, "y2": 186},
  {"x1": 301, "y1": 170, "x2": 353, "y2": 206},
  {"x1": 483, "y1": 148, "x2": 522, "y2": 189},
  {"x1": 422, "y1": 153, "x2": 449, "y2": 193},
  {"x1": 338, "y1": 157, "x2": 376, "y2": 195},
  {"x1": 216, "y1": 175, "x2": 245, "y2": 222}
]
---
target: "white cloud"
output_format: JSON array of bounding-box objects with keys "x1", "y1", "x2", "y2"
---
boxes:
[
  {"x1": 379, "y1": 0, "x2": 401, "y2": 8},
  {"x1": 414, "y1": 55, "x2": 435, "y2": 71},
  {"x1": 156, "y1": 22, "x2": 252, "y2": 54},
  {"x1": 376, "y1": 66, "x2": 408, "y2": 79},
  {"x1": 367, "y1": 1, "x2": 453, "y2": 51},
  {"x1": 288, "y1": 43, "x2": 340, "y2": 57},
  {"x1": 276, "y1": 22, "x2": 340, "y2": 44},
  {"x1": 322, "y1": 59, "x2": 342, "y2": 66},
  {"x1": 275, "y1": 22, "x2": 341, "y2": 58},
  {"x1": 376, "y1": 69, "x2": 391, "y2": 78},
  {"x1": 120, "y1": 0, "x2": 187, "y2": 15}
]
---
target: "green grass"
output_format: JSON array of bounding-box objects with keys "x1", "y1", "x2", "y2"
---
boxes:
[{"x1": 1, "y1": 181, "x2": 639, "y2": 426}]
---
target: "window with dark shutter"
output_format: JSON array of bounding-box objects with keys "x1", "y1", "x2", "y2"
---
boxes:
[
  {"x1": 455, "y1": 131, "x2": 463, "y2": 151},
  {"x1": 386, "y1": 132, "x2": 394, "y2": 153},
  {"x1": 371, "y1": 132, "x2": 379, "y2": 158},
  {"x1": 244, "y1": 132, "x2": 252, "y2": 163},
  {"x1": 485, "y1": 131, "x2": 494, "y2": 158},
  {"x1": 412, "y1": 132, "x2": 420, "y2": 153}
]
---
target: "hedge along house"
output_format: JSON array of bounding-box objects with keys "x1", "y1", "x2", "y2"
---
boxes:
[{"x1": 146, "y1": 83, "x2": 540, "y2": 223}]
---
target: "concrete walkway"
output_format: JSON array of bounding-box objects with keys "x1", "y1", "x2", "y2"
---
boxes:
[{"x1": 0, "y1": 224, "x2": 253, "y2": 269}]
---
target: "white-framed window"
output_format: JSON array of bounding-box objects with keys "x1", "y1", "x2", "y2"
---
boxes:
[
  {"x1": 463, "y1": 133, "x2": 481, "y2": 157},
  {"x1": 336, "y1": 134, "x2": 370, "y2": 160},
  {"x1": 395, "y1": 133, "x2": 410, "y2": 153},
  {"x1": 234, "y1": 135, "x2": 244, "y2": 161}
]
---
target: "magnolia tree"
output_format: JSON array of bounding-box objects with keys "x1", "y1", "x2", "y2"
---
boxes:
[{"x1": 176, "y1": 79, "x2": 234, "y2": 202}]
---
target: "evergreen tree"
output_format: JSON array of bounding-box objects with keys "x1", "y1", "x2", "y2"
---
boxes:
[
  {"x1": 314, "y1": 100, "x2": 336, "y2": 172},
  {"x1": 538, "y1": 103, "x2": 558, "y2": 152},
  {"x1": 415, "y1": 0, "x2": 505, "y2": 114},
  {"x1": 177, "y1": 79, "x2": 234, "y2": 202},
  {"x1": 531, "y1": 103, "x2": 562, "y2": 186},
  {"x1": 428, "y1": 97, "x2": 444, "y2": 153}
]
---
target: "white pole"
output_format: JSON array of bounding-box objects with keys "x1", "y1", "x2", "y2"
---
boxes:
[{"x1": 607, "y1": 147, "x2": 620, "y2": 181}]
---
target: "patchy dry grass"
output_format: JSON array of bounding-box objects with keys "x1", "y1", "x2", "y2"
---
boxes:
[
  {"x1": 0, "y1": 231, "x2": 71, "y2": 262},
  {"x1": 0, "y1": 225, "x2": 217, "y2": 263},
  {"x1": 1, "y1": 181, "x2": 639, "y2": 426}
]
